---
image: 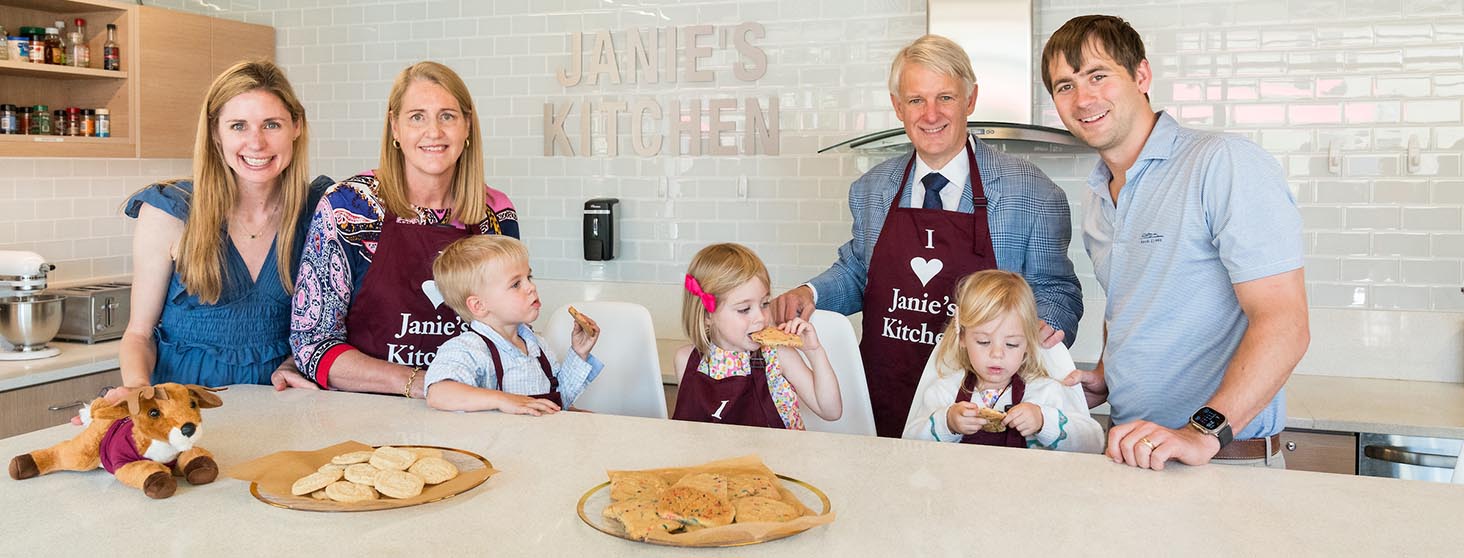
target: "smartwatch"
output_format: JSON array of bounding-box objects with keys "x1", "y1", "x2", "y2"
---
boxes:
[{"x1": 1189, "y1": 406, "x2": 1233, "y2": 448}]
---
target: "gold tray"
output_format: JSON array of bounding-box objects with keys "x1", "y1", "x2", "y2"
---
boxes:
[
  {"x1": 576, "y1": 474, "x2": 831, "y2": 547},
  {"x1": 249, "y1": 445, "x2": 493, "y2": 512}
]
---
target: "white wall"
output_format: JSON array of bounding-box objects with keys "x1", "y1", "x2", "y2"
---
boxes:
[{"x1": 1, "y1": 0, "x2": 1460, "y2": 381}]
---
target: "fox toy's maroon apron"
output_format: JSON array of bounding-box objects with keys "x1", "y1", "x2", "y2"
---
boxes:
[
  {"x1": 955, "y1": 374, "x2": 1028, "y2": 447},
  {"x1": 672, "y1": 348, "x2": 786, "y2": 429},
  {"x1": 345, "y1": 211, "x2": 473, "y2": 369},
  {"x1": 471, "y1": 329, "x2": 564, "y2": 406},
  {"x1": 862, "y1": 139, "x2": 997, "y2": 438}
]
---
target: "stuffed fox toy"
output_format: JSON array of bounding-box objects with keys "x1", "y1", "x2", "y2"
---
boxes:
[{"x1": 8, "y1": 383, "x2": 224, "y2": 499}]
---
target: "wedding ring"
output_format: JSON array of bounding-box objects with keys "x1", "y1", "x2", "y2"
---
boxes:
[{"x1": 1140, "y1": 437, "x2": 1156, "y2": 450}]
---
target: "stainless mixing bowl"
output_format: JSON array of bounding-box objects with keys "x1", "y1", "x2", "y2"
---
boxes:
[{"x1": 0, "y1": 294, "x2": 66, "y2": 350}]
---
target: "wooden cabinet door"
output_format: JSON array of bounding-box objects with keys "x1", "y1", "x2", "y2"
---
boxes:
[
  {"x1": 137, "y1": 6, "x2": 274, "y2": 158},
  {"x1": 0, "y1": 369, "x2": 122, "y2": 439},
  {"x1": 1280, "y1": 429, "x2": 1357, "y2": 475}
]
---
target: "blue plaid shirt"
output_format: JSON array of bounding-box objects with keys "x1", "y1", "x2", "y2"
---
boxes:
[{"x1": 808, "y1": 136, "x2": 1083, "y2": 343}]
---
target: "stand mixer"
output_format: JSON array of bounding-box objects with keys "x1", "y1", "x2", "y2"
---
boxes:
[{"x1": 0, "y1": 250, "x2": 64, "y2": 361}]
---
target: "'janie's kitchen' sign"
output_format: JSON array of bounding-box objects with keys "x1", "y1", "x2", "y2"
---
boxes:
[{"x1": 545, "y1": 22, "x2": 780, "y2": 157}]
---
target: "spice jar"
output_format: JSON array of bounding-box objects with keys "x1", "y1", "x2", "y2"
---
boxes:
[
  {"x1": 52, "y1": 110, "x2": 65, "y2": 135},
  {"x1": 95, "y1": 108, "x2": 110, "y2": 138},
  {"x1": 81, "y1": 108, "x2": 96, "y2": 136},
  {"x1": 18, "y1": 106, "x2": 32, "y2": 135},
  {"x1": 64, "y1": 107, "x2": 81, "y2": 136},
  {"x1": 23, "y1": 27, "x2": 46, "y2": 63},
  {"x1": 31, "y1": 105, "x2": 50, "y2": 135},
  {"x1": 45, "y1": 27, "x2": 63, "y2": 65},
  {"x1": 0, "y1": 104, "x2": 17, "y2": 135}
]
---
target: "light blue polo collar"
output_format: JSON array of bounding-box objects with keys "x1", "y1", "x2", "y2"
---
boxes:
[{"x1": 1085, "y1": 110, "x2": 1179, "y2": 202}]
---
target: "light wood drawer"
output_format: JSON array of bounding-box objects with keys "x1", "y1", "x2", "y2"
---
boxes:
[
  {"x1": 1280, "y1": 429, "x2": 1357, "y2": 475},
  {"x1": 0, "y1": 370, "x2": 122, "y2": 439}
]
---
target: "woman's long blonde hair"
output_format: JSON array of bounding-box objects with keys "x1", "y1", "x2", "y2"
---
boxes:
[
  {"x1": 681, "y1": 243, "x2": 771, "y2": 355},
  {"x1": 933, "y1": 270, "x2": 1048, "y2": 383},
  {"x1": 377, "y1": 61, "x2": 487, "y2": 225},
  {"x1": 176, "y1": 60, "x2": 311, "y2": 304}
]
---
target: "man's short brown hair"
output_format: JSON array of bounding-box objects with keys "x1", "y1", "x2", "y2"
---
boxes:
[{"x1": 1040, "y1": 15, "x2": 1146, "y2": 94}]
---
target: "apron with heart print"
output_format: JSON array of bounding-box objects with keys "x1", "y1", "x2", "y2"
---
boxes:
[
  {"x1": 860, "y1": 140, "x2": 997, "y2": 437},
  {"x1": 345, "y1": 210, "x2": 474, "y2": 370}
]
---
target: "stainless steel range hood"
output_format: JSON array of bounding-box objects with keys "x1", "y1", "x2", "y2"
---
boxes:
[{"x1": 820, "y1": 0, "x2": 1085, "y2": 153}]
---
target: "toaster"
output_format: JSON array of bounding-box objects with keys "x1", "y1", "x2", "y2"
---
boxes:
[{"x1": 50, "y1": 282, "x2": 130, "y2": 343}]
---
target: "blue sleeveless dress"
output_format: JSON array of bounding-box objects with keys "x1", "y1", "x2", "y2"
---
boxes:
[{"x1": 122, "y1": 177, "x2": 331, "y2": 386}]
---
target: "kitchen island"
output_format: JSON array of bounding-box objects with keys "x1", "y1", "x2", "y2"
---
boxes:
[{"x1": 2, "y1": 385, "x2": 1461, "y2": 556}]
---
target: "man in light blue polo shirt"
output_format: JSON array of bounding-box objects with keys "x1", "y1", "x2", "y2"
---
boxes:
[{"x1": 1041, "y1": 15, "x2": 1310, "y2": 469}]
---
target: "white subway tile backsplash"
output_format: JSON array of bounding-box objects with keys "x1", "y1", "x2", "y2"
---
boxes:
[
  {"x1": 1402, "y1": 206, "x2": 1464, "y2": 229},
  {"x1": 1373, "y1": 232, "x2": 1434, "y2": 256}
]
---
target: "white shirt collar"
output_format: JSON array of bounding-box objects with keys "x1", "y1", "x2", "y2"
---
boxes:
[{"x1": 910, "y1": 135, "x2": 972, "y2": 210}]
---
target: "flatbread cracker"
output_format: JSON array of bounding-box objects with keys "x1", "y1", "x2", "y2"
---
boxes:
[
  {"x1": 567, "y1": 306, "x2": 600, "y2": 337},
  {"x1": 609, "y1": 472, "x2": 669, "y2": 502},
  {"x1": 732, "y1": 496, "x2": 799, "y2": 523},
  {"x1": 978, "y1": 407, "x2": 1007, "y2": 432},
  {"x1": 750, "y1": 326, "x2": 802, "y2": 348}
]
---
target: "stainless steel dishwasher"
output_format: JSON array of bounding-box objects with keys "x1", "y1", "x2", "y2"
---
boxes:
[{"x1": 1358, "y1": 433, "x2": 1461, "y2": 483}]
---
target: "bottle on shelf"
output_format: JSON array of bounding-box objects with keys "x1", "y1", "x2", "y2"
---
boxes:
[
  {"x1": 103, "y1": 24, "x2": 119, "y2": 71},
  {"x1": 69, "y1": 19, "x2": 90, "y2": 68},
  {"x1": 45, "y1": 27, "x2": 64, "y2": 65},
  {"x1": 54, "y1": 20, "x2": 68, "y2": 66},
  {"x1": 0, "y1": 25, "x2": 9, "y2": 61}
]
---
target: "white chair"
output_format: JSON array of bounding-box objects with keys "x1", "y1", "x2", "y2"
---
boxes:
[
  {"x1": 800, "y1": 310, "x2": 877, "y2": 436},
  {"x1": 542, "y1": 301, "x2": 668, "y2": 419}
]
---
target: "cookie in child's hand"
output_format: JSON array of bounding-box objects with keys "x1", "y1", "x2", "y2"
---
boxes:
[
  {"x1": 568, "y1": 306, "x2": 600, "y2": 337},
  {"x1": 978, "y1": 407, "x2": 1007, "y2": 432},
  {"x1": 750, "y1": 326, "x2": 802, "y2": 348}
]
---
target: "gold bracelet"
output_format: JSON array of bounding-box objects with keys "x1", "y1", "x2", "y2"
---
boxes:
[{"x1": 404, "y1": 367, "x2": 419, "y2": 399}]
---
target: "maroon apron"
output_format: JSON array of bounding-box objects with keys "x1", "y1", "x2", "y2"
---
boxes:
[
  {"x1": 672, "y1": 348, "x2": 786, "y2": 429},
  {"x1": 345, "y1": 210, "x2": 473, "y2": 369},
  {"x1": 861, "y1": 139, "x2": 998, "y2": 438},
  {"x1": 472, "y1": 329, "x2": 564, "y2": 406},
  {"x1": 956, "y1": 374, "x2": 1028, "y2": 447}
]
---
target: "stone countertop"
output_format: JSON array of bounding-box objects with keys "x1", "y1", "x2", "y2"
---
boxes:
[
  {"x1": 6, "y1": 339, "x2": 1464, "y2": 439},
  {"x1": 0, "y1": 340, "x2": 121, "y2": 392},
  {"x1": 3, "y1": 385, "x2": 1462, "y2": 556}
]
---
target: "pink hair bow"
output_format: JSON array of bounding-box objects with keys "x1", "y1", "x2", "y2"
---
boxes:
[{"x1": 684, "y1": 274, "x2": 716, "y2": 313}]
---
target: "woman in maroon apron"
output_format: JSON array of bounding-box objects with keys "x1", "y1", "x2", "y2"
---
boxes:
[
  {"x1": 859, "y1": 139, "x2": 998, "y2": 437},
  {"x1": 289, "y1": 62, "x2": 518, "y2": 397}
]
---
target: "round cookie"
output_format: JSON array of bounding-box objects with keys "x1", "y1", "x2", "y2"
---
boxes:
[
  {"x1": 317, "y1": 463, "x2": 347, "y2": 475},
  {"x1": 344, "y1": 463, "x2": 381, "y2": 485},
  {"x1": 411, "y1": 447, "x2": 445, "y2": 460},
  {"x1": 291, "y1": 469, "x2": 342, "y2": 496},
  {"x1": 674, "y1": 472, "x2": 730, "y2": 500},
  {"x1": 369, "y1": 446, "x2": 418, "y2": 471},
  {"x1": 732, "y1": 496, "x2": 798, "y2": 523},
  {"x1": 374, "y1": 469, "x2": 425, "y2": 499},
  {"x1": 310, "y1": 489, "x2": 329, "y2": 500},
  {"x1": 408, "y1": 456, "x2": 459, "y2": 485},
  {"x1": 656, "y1": 485, "x2": 734, "y2": 528},
  {"x1": 331, "y1": 450, "x2": 374, "y2": 465},
  {"x1": 324, "y1": 480, "x2": 379, "y2": 503}
]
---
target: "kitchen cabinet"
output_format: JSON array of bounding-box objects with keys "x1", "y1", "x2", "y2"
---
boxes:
[
  {"x1": 136, "y1": 6, "x2": 273, "y2": 158},
  {"x1": 1280, "y1": 428, "x2": 1357, "y2": 475},
  {"x1": 0, "y1": 367, "x2": 120, "y2": 439},
  {"x1": 0, "y1": 1, "x2": 272, "y2": 158}
]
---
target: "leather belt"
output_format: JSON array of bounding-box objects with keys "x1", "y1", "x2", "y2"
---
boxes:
[{"x1": 1213, "y1": 433, "x2": 1281, "y2": 460}]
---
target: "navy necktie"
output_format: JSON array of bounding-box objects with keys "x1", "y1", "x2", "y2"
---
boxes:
[{"x1": 921, "y1": 172, "x2": 949, "y2": 210}]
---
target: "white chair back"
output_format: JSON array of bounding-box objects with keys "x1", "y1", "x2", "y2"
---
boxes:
[
  {"x1": 800, "y1": 310, "x2": 877, "y2": 436},
  {"x1": 542, "y1": 301, "x2": 668, "y2": 419}
]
